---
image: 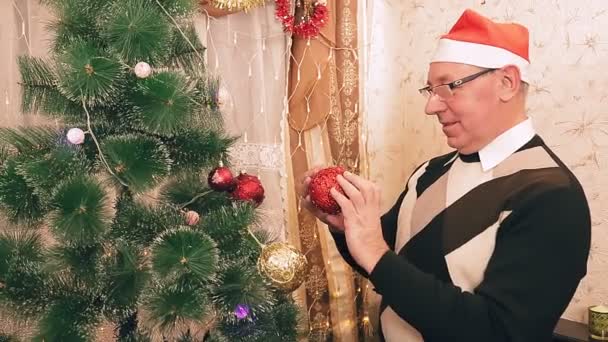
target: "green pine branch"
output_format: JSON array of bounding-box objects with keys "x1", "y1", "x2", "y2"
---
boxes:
[
  {"x1": 219, "y1": 295, "x2": 302, "y2": 342},
  {"x1": 0, "y1": 229, "x2": 44, "y2": 281},
  {"x1": 103, "y1": 241, "x2": 150, "y2": 321},
  {"x1": 155, "y1": 0, "x2": 198, "y2": 17},
  {"x1": 45, "y1": 0, "x2": 111, "y2": 53},
  {"x1": 56, "y1": 40, "x2": 126, "y2": 107},
  {"x1": 78, "y1": 121, "x2": 126, "y2": 167},
  {"x1": 100, "y1": 134, "x2": 171, "y2": 192},
  {"x1": 102, "y1": 0, "x2": 171, "y2": 64},
  {"x1": 0, "y1": 257, "x2": 49, "y2": 318},
  {"x1": 141, "y1": 280, "x2": 209, "y2": 338},
  {"x1": 166, "y1": 23, "x2": 205, "y2": 72},
  {"x1": 211, "y1": 262, "x2": 274, "y2": 322},
  {"x1": 131, "y1": 71, "x2": 196, "y2": 136},
  {"x1": 162, "y1": 128, "x2": 235, "y2": 173},
  {"x1": 16, "y1": 146, "x2": 91, "y2": 205},
  {"x1": 191, "y1": 80, "x2": 225, "y2": 132},
  {"x1": 201, "y1": 202, "x2": 259, "y2": 259},
  {"x1": 195, "y1": 75, "x2": 220, "y2": 110},
  {"x1": 0, "y1": 334, "x2": 21, "y2": 342},
  {"x1": 160, "y1": 173, "x2": 232, "y2": 213},
  {"x1": 34, "y1": 275, "x2": 103, "y2": 342},
  {"x1": 49, "y1": 175, "x2": 111, "y2": 245},
  {"x1": 0, "y1": 157, "x2": 47, "y2": 225},
  {"x1": 110, "y1": 195, "x2": 184, "y2": 247},
  {"x1": 151, "y1": 227, "x2": 218, "y2": 284},
  {"x1": 0, "y1": 126, "x2": 61, "y2": 155},
  {"x1": 45, "y1": 244, "x2": 103, "y2": 285},
  {"x1": 18, "y1": 56, "x2": 83, "y2": 118}
]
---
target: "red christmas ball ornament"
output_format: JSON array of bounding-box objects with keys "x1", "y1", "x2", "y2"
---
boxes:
[
  {"x1": 231, "y1": 172, "x2": 265, "y2": 206},
  {"x1": 308, "y1": 166, "x2": 346, "y2": 214},
  {"x1": 208, "y1": 163, "x2": 235, "y2": 192},
  {"x1": 235, "y1": 172, "x2": 261, "y2": 185}
]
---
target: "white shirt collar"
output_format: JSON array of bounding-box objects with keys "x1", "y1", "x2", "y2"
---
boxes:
[{"x1": 476, "y1": 118, "x2": 536, "y2": 172}]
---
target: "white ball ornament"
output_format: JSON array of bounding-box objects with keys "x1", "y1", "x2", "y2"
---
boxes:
[
  {"x1": 134, "y1": 61, "x2": 152, "y2": 79},
  {"x1": 66, "y1": 128, "x2": 85, "y2": 145}
]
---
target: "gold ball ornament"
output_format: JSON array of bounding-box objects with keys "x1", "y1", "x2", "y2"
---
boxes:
[
  {"x1": 257, "y1": 242, "x2": 309, "y2": 292},
  {"x1": 211, "y1": 0, "x2": 265, "y2": 12}
]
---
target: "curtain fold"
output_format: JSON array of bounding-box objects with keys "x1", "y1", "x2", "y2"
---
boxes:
[{"x1": 285, "y1": 0, "x2": 361, "y2": 340}]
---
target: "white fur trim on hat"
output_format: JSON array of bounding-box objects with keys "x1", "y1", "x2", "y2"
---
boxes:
[{"x1": 431, "y1": 38, "x2": 530, "y2": 83}]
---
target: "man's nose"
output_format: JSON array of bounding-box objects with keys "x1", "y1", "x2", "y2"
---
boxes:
[{"x1": 424, "y1": 93, "x2": 447, "y2": 115}]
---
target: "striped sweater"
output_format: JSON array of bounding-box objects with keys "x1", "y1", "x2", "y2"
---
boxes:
[{"x1": 333, "y1": 130, "x2": 591, "y2": 341}]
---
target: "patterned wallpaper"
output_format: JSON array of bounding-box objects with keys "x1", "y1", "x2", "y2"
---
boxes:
[{"x1": 365, "y1": 0, "x2": 608, "y2": 324}]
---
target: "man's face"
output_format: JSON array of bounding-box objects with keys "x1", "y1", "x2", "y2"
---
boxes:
[{"x1": 424, "y1": 62, "x2": 500, "y2": 154}]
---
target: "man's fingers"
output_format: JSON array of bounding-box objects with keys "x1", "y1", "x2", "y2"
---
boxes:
[
  {"x1": 336, "y1": 174, "x2": 364, "y2": 208},
  {"x1": 301, "y1": 195, "x2": 314, "y2": 210},
  {"x1": 301, "y1": 195, "x2": 328, "y2": 217},
  {"x1": 330, "y1": 187, "x2": 355, "y2": 216},
  {"x1": 297, "y1": 176, "x2": 312, "y2": 197},
  {"x1": 343, "y1": 171, "x2": 373, "y2": 195}
]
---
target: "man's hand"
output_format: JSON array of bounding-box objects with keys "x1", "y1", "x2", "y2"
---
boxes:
[
  {"x1": 330, "y1": 171, "x2": 389, "y2": 273},
  {"x1": 297, "y1": 166, "x2": 345, "y2": 232}
]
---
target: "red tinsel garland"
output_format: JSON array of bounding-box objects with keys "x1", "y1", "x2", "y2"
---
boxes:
[{"x1": 275, "y1": 0, "x2": 328, "y2": 39}]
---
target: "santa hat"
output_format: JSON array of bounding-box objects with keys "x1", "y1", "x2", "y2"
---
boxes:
[{"x1": 431, "y1": 9, "x2": 530, "y2": 82}]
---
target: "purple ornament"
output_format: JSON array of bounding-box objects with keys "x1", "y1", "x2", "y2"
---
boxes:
[{"x1": 234, "y1": 304, "x2": 250, "y2": 320}]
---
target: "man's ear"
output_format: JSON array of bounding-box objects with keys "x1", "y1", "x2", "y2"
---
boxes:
[{"x1": 498, "y1": 65, "x2": 522, "y2": 102}]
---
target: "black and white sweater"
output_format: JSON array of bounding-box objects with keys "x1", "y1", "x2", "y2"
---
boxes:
[{"x1": 332, "y1": 128, "x2": 591, "y2": 342}]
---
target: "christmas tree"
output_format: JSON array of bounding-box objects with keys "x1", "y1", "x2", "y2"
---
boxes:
[{"x1": 0, "y1": 0, "x2": 305, "y2": 340}]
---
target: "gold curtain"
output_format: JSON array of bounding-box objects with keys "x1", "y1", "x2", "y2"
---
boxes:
[{"x1": 285, "y1": 0, "x2": 361, "y2": 340}]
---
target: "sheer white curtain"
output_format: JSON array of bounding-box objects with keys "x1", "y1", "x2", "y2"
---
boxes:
[
  {"x1": 194, "y1": 4, "x2": 291, "y2": 242},
  {"x1": 0, "y1": 0, "x2": 52, "y2": 126}
]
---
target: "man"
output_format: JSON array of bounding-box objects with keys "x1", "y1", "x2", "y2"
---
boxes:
[{"x1": 299, "y1": 9, "x2": 591, "y2": 342}]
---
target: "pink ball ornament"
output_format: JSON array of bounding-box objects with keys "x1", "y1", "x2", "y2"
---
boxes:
[
  {"x1": 66, "y1": 128, "x2": 85, "y2": 145},
  {"x1": 134, "y1": 61, "x2": 152, "y2": 79},
  {"x1": 184, "y1": 211, "x2": 200, "y2": 226}
]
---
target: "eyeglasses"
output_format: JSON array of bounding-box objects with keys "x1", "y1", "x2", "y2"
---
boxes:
[{"x1": 418, "y1": 68, "x2": 497, "y2": 100}]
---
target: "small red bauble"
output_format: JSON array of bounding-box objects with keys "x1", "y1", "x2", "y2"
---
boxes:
[
  {"x1": 308, "y1": 166, "x2": 346, "y2": 214},
  {"x1": 231, "y1": 172, "x2": 265, "y2": 206},
  {"x1": 208, "y1": 165, "x2": 235, "y2": 192}
]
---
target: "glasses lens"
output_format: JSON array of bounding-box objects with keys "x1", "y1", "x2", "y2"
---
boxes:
[
  {"x1": 434, "y1": 85, "x2": 452, "y2": 99},
  {"x1": 419, "y1": 88, "x2": 431, "y2": 98}
]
